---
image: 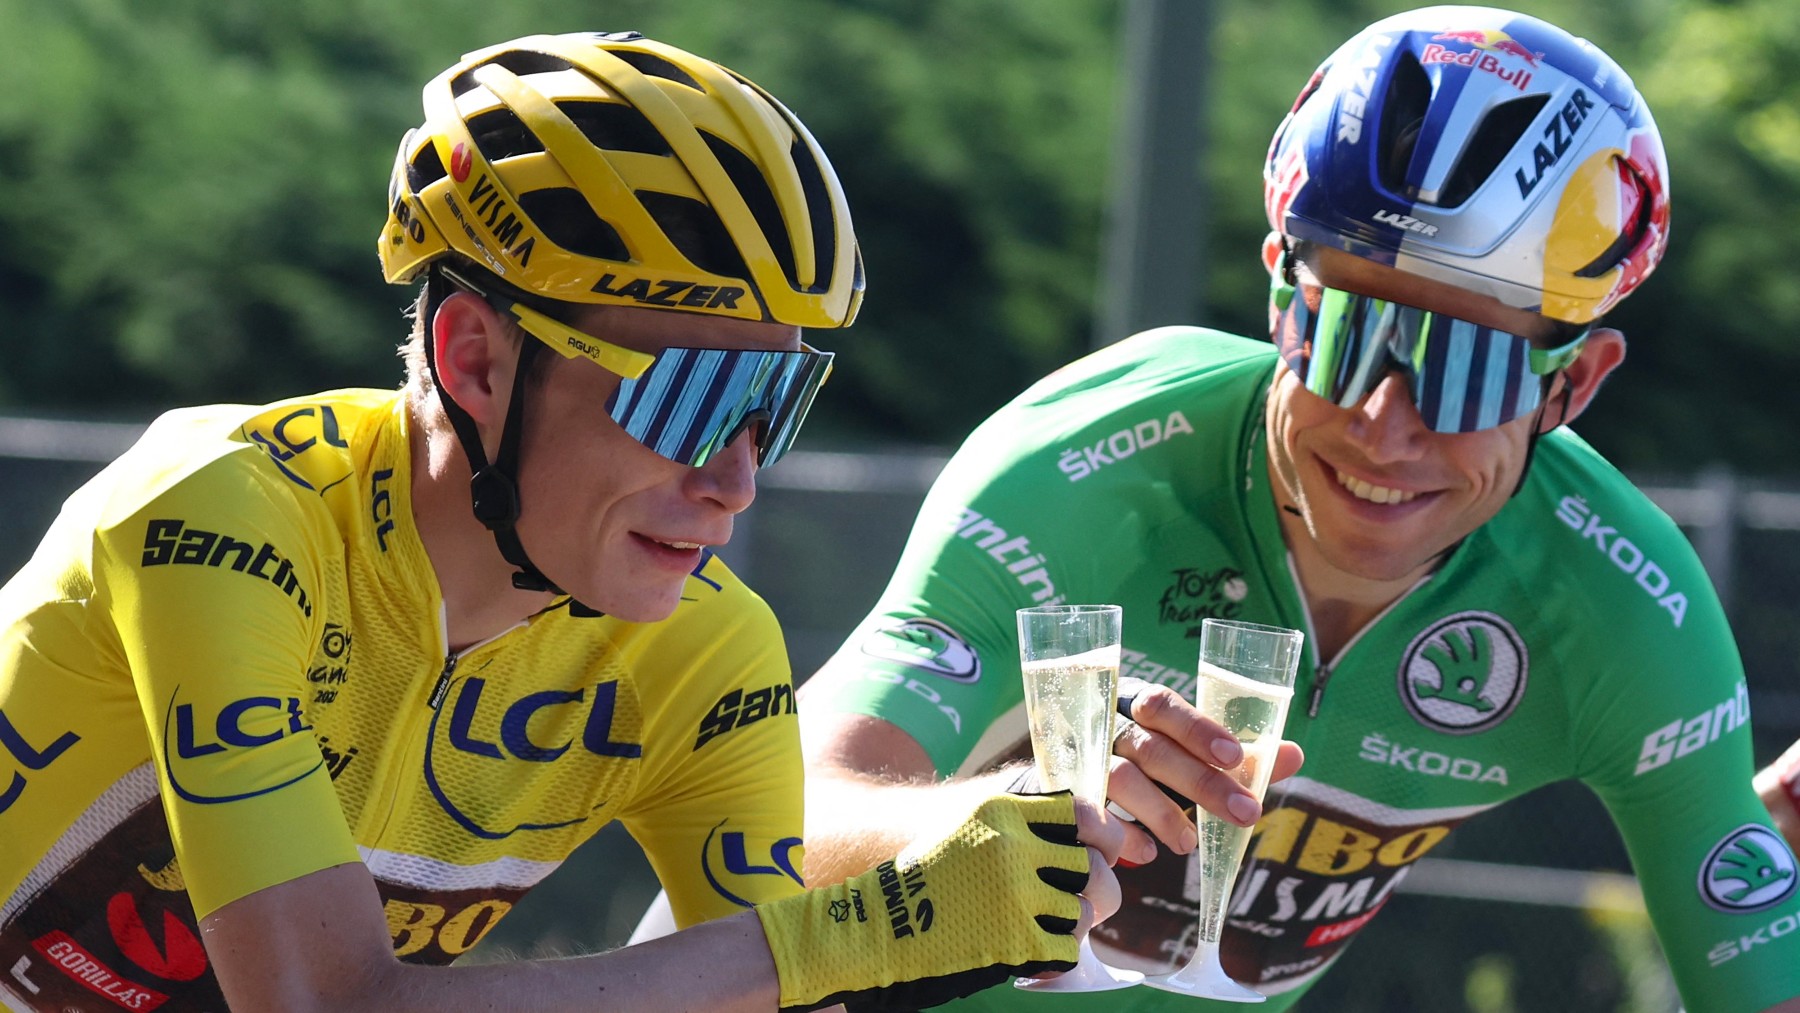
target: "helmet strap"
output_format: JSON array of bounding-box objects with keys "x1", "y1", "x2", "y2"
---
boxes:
[
  {"x1": 1512, "y1": 380, "x2": 1572, "y2": 498},
  {"x1": 424, "y1": 269, "x2": 565, "y2": 596}
]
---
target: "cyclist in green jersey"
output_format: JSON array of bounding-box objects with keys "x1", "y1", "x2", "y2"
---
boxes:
[
  {"x1": 0, "y1": 31, "x2": 1129, "y2": 1013},
  {"x1": 794, "y1": 7, "x2": 1800, "y2": 1013}
]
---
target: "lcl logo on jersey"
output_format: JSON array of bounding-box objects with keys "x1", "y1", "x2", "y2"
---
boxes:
[
  {"x1": 424, "y1": 676, "x2": 640, "y2": 839},
  {"x1": 161, "y1": 687, "x2": 323, "y2": 805},
  {"x1": 1699, "y1": 824, "x2": 1798, "y2": 913},
  {"x1": 1398, "y1": 612, "x2": 1528, "y2": 735},
  {"x1": 700, "y1": 818, "x2": 804, "y2": 908},
  {"x1": 860, "y1": 618, "x2": 981, "y2": 683}
]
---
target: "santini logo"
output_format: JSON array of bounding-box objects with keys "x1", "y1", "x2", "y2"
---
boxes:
[
  {"x1": 949, "y1": 509, "x2": 1059, "y2": 605},
  {"x1": 141, "y1": 519, "x2": 313, "y2": 618},
  {"x1": 694, "y1": 683, "x2": 796, "y2": 751},
  {"x1": 1634, "y1": 681, "x2": 1749, "y2": 776}
]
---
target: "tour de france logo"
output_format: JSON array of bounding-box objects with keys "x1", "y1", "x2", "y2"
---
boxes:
[
  {"x1": 1699, "y1": 824, "x2": 1798, "y2": 913},
  {"x1": 1398, "y1": 612, "x2": 1528, "y2": 735}
]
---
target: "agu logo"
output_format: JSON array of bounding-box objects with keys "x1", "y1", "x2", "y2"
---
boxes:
[
  {"x1": 860, "y1": 618, "x2": 980, "y2": 683},
  {"x1": 1699, "y1": 825, "x2": 1797, "y2": 913},
  {"x1": 700, "y1": 819, "x2": 803, "y2": 908},
  {"x1": 1399, "y1": 612, "x2": 1527, "y2": 735}
]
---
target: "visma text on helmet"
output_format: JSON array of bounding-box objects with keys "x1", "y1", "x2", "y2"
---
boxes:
[
  {"x1": 1056, "y1": 411, "x2": 1194, "y2": 482},
  {"x1": 1554, "y1": 495, "x2": 1688, "y2": 627},
  {"x1": 458, "y1": 174, "x2": 537, "y2": 269}
]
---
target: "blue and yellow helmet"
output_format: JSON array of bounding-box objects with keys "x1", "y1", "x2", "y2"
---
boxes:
[{"x1": 1264, "y1": 6, "x2": 1669, "y2": 324}]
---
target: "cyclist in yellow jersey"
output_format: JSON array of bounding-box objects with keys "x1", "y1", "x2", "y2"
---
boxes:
[{"x1": 0, "y1": 32, "x2": 1128, "y2": 1013}]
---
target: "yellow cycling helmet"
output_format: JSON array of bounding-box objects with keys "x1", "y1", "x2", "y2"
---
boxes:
[{"x1": 380, "y1": 31, "x2": 863, "y2": 329}]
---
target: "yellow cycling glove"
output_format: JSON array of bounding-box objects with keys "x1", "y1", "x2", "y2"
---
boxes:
[{"x1": 757, "y1": 791, "x2": 1090, "y2": 1013}]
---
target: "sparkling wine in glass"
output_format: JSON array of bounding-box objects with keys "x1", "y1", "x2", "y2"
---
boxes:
[
  {"x1": 1144, "y1": 618, "x2": 1303, "y2": 1003},
  {"x1": 1013, "y1": 604, "x2": 1143, "y2": 992}
]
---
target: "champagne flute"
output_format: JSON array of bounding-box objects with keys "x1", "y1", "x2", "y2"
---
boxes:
[
  {"x1": 1144, "y1": 618, "x2": 1303, "y2": 1002},
  {"x1": 1014, "y1": 604, "x2": 1144, "y2": 992}
]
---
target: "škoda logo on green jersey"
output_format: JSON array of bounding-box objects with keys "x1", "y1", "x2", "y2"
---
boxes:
[
  {"x1": 1398, "y1": 612, "x2": 1528, "y2": 735},
  {"x1": 1700, "y1": 825, "x2": 1797, "y2": 914}
]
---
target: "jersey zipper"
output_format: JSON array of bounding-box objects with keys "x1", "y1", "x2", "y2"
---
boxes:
[
  {"x1": 1306, "y1": 664, "x2": 1334, "y2": 719},
  {"x1": 365, "y1": 605, "x2": 526, "y2": 851},
  {"x1": 428, "y1": 654, "x2": 457, "y2": 711},
  {"x1": 1285, "y1": 553, "x2": 1433, "y2": 718}
]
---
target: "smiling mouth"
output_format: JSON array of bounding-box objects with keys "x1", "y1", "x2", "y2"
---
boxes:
[{"x1": 1335, "y1": 469, "x2": 1421, "y2": 505}]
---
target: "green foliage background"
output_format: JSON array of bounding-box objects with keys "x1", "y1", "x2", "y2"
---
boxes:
[{"x1": 2, "y1": 0, "x2": 1796, "y2": 474}]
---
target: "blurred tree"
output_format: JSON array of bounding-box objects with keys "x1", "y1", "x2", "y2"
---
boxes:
[{"x1": 0, "y1": 0, "x2": 1795, "y2": 473}]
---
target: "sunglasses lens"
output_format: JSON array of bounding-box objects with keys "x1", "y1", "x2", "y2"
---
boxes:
[
  {"x1": 1274, "y1": 278, "x2": 1560, "y2": 433},
  {"x1": 608, "y1": 347, "x2": 833, "y2": 467}
]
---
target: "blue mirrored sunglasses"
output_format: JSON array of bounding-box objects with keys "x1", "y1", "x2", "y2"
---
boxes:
[
  {"x1": 1270, "y1": 273, "x2": 1587, "y2": 434},
  {"x1": 443, "y1": 267, "x2": 833, "y2": 467}
]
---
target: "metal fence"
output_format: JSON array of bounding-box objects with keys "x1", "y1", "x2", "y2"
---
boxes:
[{"x1": 5, "y1": 417, "x2": 1796, "y2": 1011}]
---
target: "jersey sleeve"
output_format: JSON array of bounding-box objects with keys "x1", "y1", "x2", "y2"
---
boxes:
[
  {"x1": 618, "y1": 572, "x2": 807, "y2": 929},
  {"x1": 802, "y1": 327, "x2": 1264, "y2": 777},
  {"x1": 93, "y1": 454, "x2": 359, "y2": 920},
  {"x1": 801, "y1": 431, "x2": 1061, "y2": 777},
  {"x1": 1567, "y1": 528, "x2": 1800, "y2": 1009}
]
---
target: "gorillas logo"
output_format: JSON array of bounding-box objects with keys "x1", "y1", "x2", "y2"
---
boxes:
[
  {"x1": 1700, "y1": 825, "x2": 1798, "y2": 913},
  {"x1": 860, "y1": 618, "x2": 981, "y2": 683}
]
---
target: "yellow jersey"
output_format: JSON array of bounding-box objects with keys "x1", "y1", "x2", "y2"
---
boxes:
[{"x1": 0, "y1": 390, "x2": 804, "y2": 1011}]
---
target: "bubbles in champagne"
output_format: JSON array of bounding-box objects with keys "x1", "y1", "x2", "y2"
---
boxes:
[
  {"x1": 1190, "y1": 659, "x2": 1294, "y2": 944},
  {"x1": 1021, "y1": 646, "x2": 1121, "y2": 804}
]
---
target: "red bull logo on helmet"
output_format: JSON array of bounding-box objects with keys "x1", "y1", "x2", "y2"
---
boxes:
[{"x1": 1422, "y1": 29, "x2": 1545, "y2": 92}]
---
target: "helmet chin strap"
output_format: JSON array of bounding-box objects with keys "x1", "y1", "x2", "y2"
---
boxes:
[
  {"x1": 1512, "y1": 380, "x2": 1573, "y2": 498},
  {"x1": 424, "y1": 269, "x2": 565, "y2": 598}
]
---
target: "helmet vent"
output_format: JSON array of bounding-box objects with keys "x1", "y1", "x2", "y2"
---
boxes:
[
  {"x1": 791, "y1": 139, "x2": 837, "y2": 293},
  {"x1": 467, "y1": 107, "x2": 547, "y2": 163},
  {"x1": 638, "y1": 191, "x2": 751, "y2": 280},
  {"x1": 517, "y1": 188, "x2": 631, "y2": 261},
  {"x1": 558, "y1": 99, "x2": 674, "y2": 157},
  {"x1": 1377, "y1": 52, "x2": 1432, "y2": 201},
  {"x1": 409, "y1": 142, "x2": 447, "y2": 192},
  {"x1": 611, "y1": 50, "x2": 704, "y2": 91},
  {"x1": 453, "y1": 52, "x2": 576, "y2": 97},
  {"x1": 702, "y1": 133, "x2": 799, "y2": 290},
  {"x1": 1439, "y1": 96, "x2": 1547, "y2": 207}
]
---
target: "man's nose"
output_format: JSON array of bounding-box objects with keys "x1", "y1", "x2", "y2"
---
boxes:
[
  {"x1": 1345, "y1": 370, "x2": 1431, "y2": 463},
  {"x1": 689, "y1": 429, "x2": 759, "y2": 514}
]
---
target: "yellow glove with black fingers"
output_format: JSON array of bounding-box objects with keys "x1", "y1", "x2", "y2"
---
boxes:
[{"x1": 756, "y1": 791, "x2": 1090, "y2": 1013}]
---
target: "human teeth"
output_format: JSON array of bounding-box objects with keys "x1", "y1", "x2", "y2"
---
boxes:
[
  {"x1": 1335, "y1": 470, "x2": 1419, "y2": 505},
  {"x1": 662, "y1": 540, "x2": 703, "y2": 550}
]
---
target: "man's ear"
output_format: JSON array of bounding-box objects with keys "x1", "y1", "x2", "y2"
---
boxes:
[
  {"x1": 1540, "y1": 327, "x2": 1626, "y2": 432},
  {"x1": 431, "y1": 292, "x2": 519, "y2": 432}
]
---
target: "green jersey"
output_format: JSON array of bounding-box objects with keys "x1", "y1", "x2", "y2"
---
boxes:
[{"x1": 805, "y1": 328, "x2": 1800, "y2": 1013}]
